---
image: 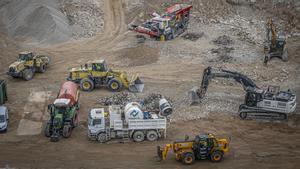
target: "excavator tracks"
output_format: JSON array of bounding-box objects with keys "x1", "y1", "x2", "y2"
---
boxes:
[{"x1": 238, "y1": 105, "x2": 287, "y2": 121}]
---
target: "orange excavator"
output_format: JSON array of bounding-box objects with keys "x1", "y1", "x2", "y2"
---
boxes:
[{"x1": 264, "y1": 18, "x2": 288, "y2": 64}]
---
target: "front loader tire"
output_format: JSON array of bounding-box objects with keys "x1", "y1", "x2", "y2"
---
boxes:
[
  {"x1": 80, "y1": 78, "x2": 94, "y2": 92},
  {"x1": 108, "y1": 79, "x2": 122, "y2": 92},
  {"x1": 182, "y1": 152, "x2": 195, "y2": 165},
  {"x1": 38, "y1": 64, "x2": 46, "y2": 73},
  {"x1": 210, "y1": 150, "x2": 223, "y2": 162},
  {"x1": 22, "y1": 69, "x2": 34, "y2": 81}
]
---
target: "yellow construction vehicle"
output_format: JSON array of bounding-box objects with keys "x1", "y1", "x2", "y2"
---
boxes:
[
  {"x1": 157, "y1": 133, "x2": 229, "y2": 165},
  {"x1": 67, "y1": 60, "x2": 144, "y2": 92},
  {"x1": 7, "y1": 51, "x2": 50, "y2": 81},
  {"x1": 264, "y1": 18, "x2": 288, "y2": 64}
]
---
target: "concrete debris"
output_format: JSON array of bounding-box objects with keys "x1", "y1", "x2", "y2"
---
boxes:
[
  {"x1": 213, "y1": 35, "x2": 234, "y2": 45},
  {"x1": 182, "y1": 32, "x2": 204, "y2": 41},
  {"x1": 99, "y1": 92, "x2": 172, "y2": 112},
  {"x1": 99, "y1": 92, "x2": 138, "y2": 106}
]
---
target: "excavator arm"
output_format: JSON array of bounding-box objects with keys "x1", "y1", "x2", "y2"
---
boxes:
[{"x1": 189, "y1": 67, "x2": 258, "y2": 104}]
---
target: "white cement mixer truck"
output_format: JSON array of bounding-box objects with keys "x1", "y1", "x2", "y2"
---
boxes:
[{"x1": 88, "y1": 102, "x2": 168, "y2": 143}]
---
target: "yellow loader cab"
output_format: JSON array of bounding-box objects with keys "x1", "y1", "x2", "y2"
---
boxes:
[
  {"x1": 67, "y1": 60, "x2": 144, "y2": 92},
  {"x1": 157, "y1": 133, "x2": 229, "y2": 165},
  {"x1": 7, "y1": 51, "x2": 50, "y2": 81}
]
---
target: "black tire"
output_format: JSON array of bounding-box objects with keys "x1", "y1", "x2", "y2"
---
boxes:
[
  {"x1": 62, "y1": 125, "x2": 72, "y2": 138},
  {"x1": 182, "y1": 152, "x2": 195, "y2": 165},
  {"x1": 22, "y1": 69, "x2": 34, "y2": 81},
  {"x1": 210, "y1": 151, "x2": 223, "y2": 162},
  {"x1": 132, "y1": 131, "x2": 145, "y2": 142},
  {"x1": 44, "y1": 123, "x2": 52, "y2": 137},
  {"x1": 38, "y1": 64, "x2": 46, "y2": 73},
  {"x1": 80, "y1": 78, "x2": 94, "y2": 92},
  {"x1": 97, "y1": 133, "x2": 107, "y2": 143},
  {"x1": 108, "y1": 78, "x2": 122, "y2": 92},
  {"x1": 146, "y1": 130, "x2": 158, "y2": 141}
]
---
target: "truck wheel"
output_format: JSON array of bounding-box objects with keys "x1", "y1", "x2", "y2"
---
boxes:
[
  {"x1": 108, "y1": 79, "x2": 122, "y2": 92},
  {"x1": 133, "y1": 131, "x2": 145, "y2": 142},
  {"x1": 62, "y1": 125, "x2": 72, "y2": 138},
  {"x1": 210, "y1": 151, "x2": 223, "y2": 162},
  {"x1": 38, "y1": 64, "x2": 46, "y2": 73},
  {"x1": 22, "y1": 69, "x2": 34, "y2": 81},
  {"x1": 97, "y1": 133, "x2": 107, "y2": 143},
  {"x1": 44, "y1": 123, "x2": 52, "y2": 137},
  {"x1": 182, "y1": 152, "x2": 195, "y2": 165},
  {"x1": 80, "y1": 78, "x2": 94, "y2": 92},
  {"x1": 146, "y1": 130, "x2": 158, "y2": 141}
]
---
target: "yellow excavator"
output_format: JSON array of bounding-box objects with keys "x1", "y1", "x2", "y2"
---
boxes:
[
  {"x1": 157, "y1": 133, "x2": 229, "y2": 165},
  {"x1": 264, "y1": 18, "x2": 288, "y2": 64}
]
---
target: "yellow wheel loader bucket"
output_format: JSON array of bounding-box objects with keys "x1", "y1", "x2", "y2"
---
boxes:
[{"x1": 128, "y1": 75, "x2": 144, "y2": 93}]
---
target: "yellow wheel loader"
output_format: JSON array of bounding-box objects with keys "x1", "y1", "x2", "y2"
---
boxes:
[
  {"x1": 157, "y1": 133, "x2": 229, "y2": 165},
  {"x1": 7, "y1": 51, "x2": 50, "y2": 81},
  {"x1": 67, "y1": 60, "x2": 144, "y2": 92}
]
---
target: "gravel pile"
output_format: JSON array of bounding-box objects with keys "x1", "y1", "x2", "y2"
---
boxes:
[{"x1": 60, "y1": 0, "x2": 104, "y2": 39}]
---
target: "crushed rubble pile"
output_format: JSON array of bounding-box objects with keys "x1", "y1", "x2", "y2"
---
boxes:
[
  {"x1": 210, "y1": 35, "x2": 235, "y2": 62},
  {"x1": 99, "y1": 92, "x2": 173, "y2": 111},
  {"x1": 60, "y1": 0, "x2": 104, "y2": 39},
  {"x1": 99, "y1": 92, "x2": 138, "y2": 106},
  {"x1": 213, "y1": 35, "x2": 234, "y2": 45},
  {"x1": 182, "y1": 32, "x2": 204, "y2": 41}
]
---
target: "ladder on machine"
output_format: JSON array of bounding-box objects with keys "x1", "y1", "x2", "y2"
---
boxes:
[{"x1": 120, "y1": 129, "x2": 130, "y2": 143}]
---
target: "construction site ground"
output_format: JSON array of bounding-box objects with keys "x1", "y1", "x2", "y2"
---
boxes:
[{"x1": 0, "y1": 0, "x2": 300, "y2": 168}]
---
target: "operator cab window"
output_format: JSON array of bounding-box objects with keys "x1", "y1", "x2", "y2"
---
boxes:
[
  {"x1": 92, "y1": 63, "x2": 106, "y2": 71},
  {"x1": 93, "y1": 119, "x2": 102, "y2": 126}
]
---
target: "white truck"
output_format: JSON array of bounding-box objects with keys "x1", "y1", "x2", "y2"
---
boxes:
[{"x1": 88, "y1": 103, "x2": 168, "y2": 143}]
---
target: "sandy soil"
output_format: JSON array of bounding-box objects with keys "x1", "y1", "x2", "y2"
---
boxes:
[{"x1": 0, "y1": 0, "x2": 299, "y2": 168}]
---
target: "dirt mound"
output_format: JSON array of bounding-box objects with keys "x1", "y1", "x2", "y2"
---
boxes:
[
  {"x1": 0, "y1": 0, "x2": 104, "y2": 46},
  {"x1": 115, "y1": 45, "x2": 159, "y2": 66}
]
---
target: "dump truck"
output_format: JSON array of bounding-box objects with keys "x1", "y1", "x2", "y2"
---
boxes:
[
  {"x1": 157, "y1": 133, "x2": 229, "y2": 165},
  {"x1": 67, "y1": 60, "x2": 144, "y2": 92},
  {"x1": 88, "y1": 102, "x2": 168, "y2": 143},
  {"x1": 0, "y1": 80, "x2": 8, "y2": 132},
  {"x1": 44, "y1": 81, "x2": 80, "y2": 142},
  {"x1": 7, "y1": 51, "x2": 50, "y2": 80},
  {"x1": 130, "y1": 4, "x2": 192, "y2": 41}
]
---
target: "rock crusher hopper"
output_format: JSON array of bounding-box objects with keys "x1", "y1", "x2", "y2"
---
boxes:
[
  {"x1": 157, "y1": 133, "x2": 229, "y2": 165},
  {"x1": 67, "y1": 60, "x2": 144, "y2": 93},
  {"x1": 130, "y1": 4, "x2": 192, "y2": 41},
  {"x1": 189, "y1": 67, "x2": 297, "y2": 120},
  {"x1": 44, "y1": 81, "x2": 80, "y2": 142}
]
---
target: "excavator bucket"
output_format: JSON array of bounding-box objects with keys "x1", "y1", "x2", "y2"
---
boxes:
[
  {"x1": 188, "y1": 86, "x2": 201, "y2": 105},
  {"x1": 128, "y1": 76, "x2": 144, "y2": 93}
]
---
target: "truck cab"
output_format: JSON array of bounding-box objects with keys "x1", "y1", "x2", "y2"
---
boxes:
[
  {"x1": 88, "y1": 108, "x2": 106, "y2": 138},
  {"x1": 0, "y1": 106, "x2": 9, "y2": 132}
]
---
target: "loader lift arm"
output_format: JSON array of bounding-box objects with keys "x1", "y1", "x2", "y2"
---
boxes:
[{"x1": 196, "y1": 67, "x2": 258, "y2": 99}]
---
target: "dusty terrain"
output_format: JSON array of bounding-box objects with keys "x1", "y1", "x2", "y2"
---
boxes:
[{"x1": 0, "y1": 0, "x2": 300, "y2": 168}]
